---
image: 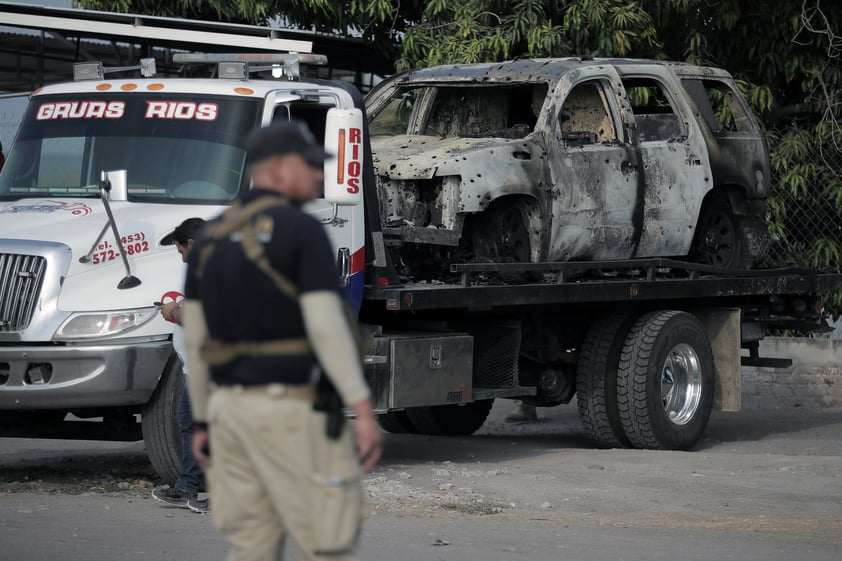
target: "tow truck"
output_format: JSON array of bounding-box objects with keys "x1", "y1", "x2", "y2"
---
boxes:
[
  {"x1": 0, "y1": 53, "x2": 367, "y2": 480},
  {"x1": 0, "y1": 53, "x2": 839, "y2": 480}
]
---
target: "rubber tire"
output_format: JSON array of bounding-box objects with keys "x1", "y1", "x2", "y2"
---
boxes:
[
  {"x1": 404, "y1": 400, "x2": 494, "y2": 436},
  {"x1": 576, "y1": 314, "x2": 635, "y2": 448},
  {"x1": 377, "y1": 410, "x2": 419, "y2": 434},
  {"x1": 617, "y1": 311, "x2": 714, "y2": 450},
  {"x1": 691, "y1": 201, "x2": 770, "y2": 269},
  {"x1": 141, "y1": 355, "x2": 183, "y2": 483}
]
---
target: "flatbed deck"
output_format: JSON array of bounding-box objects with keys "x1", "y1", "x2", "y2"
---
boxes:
[{"x1": 365, "y1": 259, "x2": 842, "y2": 313}]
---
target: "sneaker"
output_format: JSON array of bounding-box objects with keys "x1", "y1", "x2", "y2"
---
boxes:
[
  {"x1": 151, "y1": 486, "x2": 195, "y2": 508},
  {"x1": 505, "y1": 401, "x2": 538, "y2": 423},
  {"x1": 187, "y1": 498, "x2": 210, "y2": 514}
]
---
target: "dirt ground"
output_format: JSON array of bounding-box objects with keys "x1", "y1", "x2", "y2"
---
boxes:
[
  {"x1": 369, "y1": 402, "x2": 842, "y2": 543},
  {"x1": 1, "y1": 401, "x2": 840, "y2": 555}
]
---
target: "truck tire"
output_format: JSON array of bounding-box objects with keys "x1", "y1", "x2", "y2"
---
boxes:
[
  {"x1": 404, "y1": 400, "x2": 494, "y2": 436},
  {"x1": 616, "y1": 311, "x2": 714, "y2": 450},
  {"x1": 576, "y1": 314, "x2": 634, "y2": 448},
  {"x1": 690, "y1": 200, "x2": 770, "y2": 269},
  {"x1": 141, "y1": 355, "x2": 183, "y2": 483},
  {"x1": 377, "y1": 410, "x2": 418, "y2": 434}
]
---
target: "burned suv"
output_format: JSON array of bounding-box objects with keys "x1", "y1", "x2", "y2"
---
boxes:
[{"x1": 366, "y1": 58, "x2": 771, "y2": 280}]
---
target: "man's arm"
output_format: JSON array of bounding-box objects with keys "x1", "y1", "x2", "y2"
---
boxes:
[
  {"x1": 182, "y1": 299, "x2": 211, "y2": 466},
  {"x1": 300, "y1": 290, "x2": 382, "y2": 473}
]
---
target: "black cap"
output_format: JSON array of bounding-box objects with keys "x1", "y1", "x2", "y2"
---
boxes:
[
  {"x1": 162, "y1": 217, "x2": 206, "y2": 246},
  {"x1": 246, "y1": 120, "x2": 331, "y2": 167}
]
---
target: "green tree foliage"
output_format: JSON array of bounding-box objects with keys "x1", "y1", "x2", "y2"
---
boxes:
[{"x1": 399, "y1": 0, "x2": 663, "y2": 69}]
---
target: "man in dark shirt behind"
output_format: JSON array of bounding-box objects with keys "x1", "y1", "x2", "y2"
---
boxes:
[{"x1": 182, "y1": 121, "x2": 382, "y2": 561}]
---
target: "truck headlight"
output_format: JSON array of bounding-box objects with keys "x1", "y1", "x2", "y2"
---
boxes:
[{"x1": 54, "y1": 308, "x2": 158, "y2": 340}]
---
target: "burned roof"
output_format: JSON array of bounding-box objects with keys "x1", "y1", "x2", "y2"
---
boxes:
[{"x1": 390, "y1": 57, "x2": 728, "y2": 85}]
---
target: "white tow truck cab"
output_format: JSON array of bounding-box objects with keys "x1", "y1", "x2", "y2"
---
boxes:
[{"x1": 0, "y1": 53, "x2": 365, "y2": 480}]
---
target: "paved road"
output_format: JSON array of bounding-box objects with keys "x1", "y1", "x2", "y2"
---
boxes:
[
  {"x1": 0, "y1": 492, "x2": 837, "y2": 561},
  {"x1": 1, "y1": 403, "x2": 840, "y2": 560}
]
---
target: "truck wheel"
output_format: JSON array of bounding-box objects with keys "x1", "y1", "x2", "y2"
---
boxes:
[
  {"x1": 617, "y1": 311, "x2": 714, "y2": 450},
  {"x1": 690, "y1": 201, "x2": 769, "y2": 269},
  {"x1": 576, "y1": 314, "x2": 635, "y2": 448},
  {"x1": 377, "y1": 410, "x2": 418, "y2": 434},
  {"x1": 404, "y1": 400, "x2": 494, "y2": 436},
  {"x1": 141, "y1": 355, "x2": 183, "y2": 483}
]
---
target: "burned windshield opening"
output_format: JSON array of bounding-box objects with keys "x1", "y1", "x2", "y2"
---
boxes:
[{"x1": 370, "y1": 83, "x2": 549, "y2": 139}]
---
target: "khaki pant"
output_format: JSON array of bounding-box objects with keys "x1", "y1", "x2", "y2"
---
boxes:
[{"x1": 207, "y1": 385, "x2": 363, "y2": 561}]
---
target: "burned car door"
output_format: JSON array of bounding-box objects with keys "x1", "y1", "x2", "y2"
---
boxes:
[
  {"x1": 617, "y1": 66, "x2": 713, "y2": 257},
  {"x1": 679, "y1": 75, "x2": 770, "y2": 202},
  {"x1": 545, "y1": 68, "x2": 641, "y2": 261}
]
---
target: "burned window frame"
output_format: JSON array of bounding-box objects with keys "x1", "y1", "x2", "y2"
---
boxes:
[
  {"x1": 556, "y1": 78, "x2": 623, "y2": 147},
  {"x1": 621, "y1": 76, "x2": 687, "y2": 143},
  {"x1": 367, "y1": 88, "x2": 420, "y2": 136},
  {"x1": 681, "y1": 78, "x2": 755, "y2": 135}
]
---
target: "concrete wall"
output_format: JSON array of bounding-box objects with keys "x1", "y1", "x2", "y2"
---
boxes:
[{"x1": 742, "y1": 337, "x2": 842, "y2": 410}]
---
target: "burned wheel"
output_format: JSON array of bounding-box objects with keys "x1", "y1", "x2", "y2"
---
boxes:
[
  {"x1": 691, "y1": 201, "x2": 769, "y2": 269},
  {"x1": 472, "y1": 200, "x2": 536, "y2": 282},
  {"x1": 617, "y1": 311, "x2": 714, "y2": 450}
]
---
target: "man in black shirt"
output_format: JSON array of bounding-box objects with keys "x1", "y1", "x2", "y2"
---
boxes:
[{"x1": 183, "y1": 121, "x2": 382, "y2": 561}]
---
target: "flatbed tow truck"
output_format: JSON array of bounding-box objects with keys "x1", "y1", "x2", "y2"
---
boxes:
[{"x1": 1, "y1": 50, "x2": 840, "y2": 483}]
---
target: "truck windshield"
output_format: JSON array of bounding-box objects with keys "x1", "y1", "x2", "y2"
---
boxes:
[{"x1": 0, "y1": 93, "x2": 261, "y2": 202}]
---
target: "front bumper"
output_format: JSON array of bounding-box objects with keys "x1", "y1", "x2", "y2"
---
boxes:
[{"x1": 0, "y1": 340, "x2": 172, "y2": 409}]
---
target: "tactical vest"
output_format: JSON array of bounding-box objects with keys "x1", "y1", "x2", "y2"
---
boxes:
[
  {"x1": 195, "y1": 195, "x2": 310, "y2": 366},
  {"x1": 194, "y1": 194, "x2": 367, "y2": 367}
]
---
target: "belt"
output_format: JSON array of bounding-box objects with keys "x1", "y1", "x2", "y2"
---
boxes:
[
  {"x1": 216, "y1": 383, "x2": 316, "y2": 401},
  {"x1": 201, "y1": 337, "x2": 311, "y2": 366}
]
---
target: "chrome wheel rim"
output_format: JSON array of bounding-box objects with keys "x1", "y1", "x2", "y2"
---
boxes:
[{"x1": 660, "y1": 343, "x2": 703, "y2": 425}]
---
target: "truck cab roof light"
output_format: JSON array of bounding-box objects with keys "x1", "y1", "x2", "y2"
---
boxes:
[
  {"x1": 218, "y1": 61, "x2": 248, "y2": 80},
  {"x1": 171, "y1": 52, "x2": 327, "y2": 81},
  {"x1": 74, "y1": 61, "x2": 104, "y2": 81},
  {"x1": 73, "y1": 58, "x2": 157, "y2": 81}
]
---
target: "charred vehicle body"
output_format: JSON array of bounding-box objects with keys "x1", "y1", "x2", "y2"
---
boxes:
[{"x1": 366, "y1": 58, "x2": 771, "y2": 280}]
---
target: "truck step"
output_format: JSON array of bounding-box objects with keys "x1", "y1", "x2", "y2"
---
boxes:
[{"x1": 740, "y1": 357, "x2": 793, "y2": 369}]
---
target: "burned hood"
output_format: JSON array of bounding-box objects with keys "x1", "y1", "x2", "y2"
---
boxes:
[
  {"x1": 371, "y1": 134, "x2": 538, "y2": 180},
  {"x1": 371, "y1": 134, "x2": 546, "y2": 215}
]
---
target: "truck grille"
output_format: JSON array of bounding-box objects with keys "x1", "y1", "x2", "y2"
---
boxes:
[{"x1": 0, "y1": 253, "x2": 47, "y2": 332}]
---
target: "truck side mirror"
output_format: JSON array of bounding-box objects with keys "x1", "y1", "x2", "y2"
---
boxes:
[
  {"x1": 102, "y1": 169, "x2": 128, "y2": 201},
  {"x1": 323, "y1": 108, "x2": 364, "y2": 206}
]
